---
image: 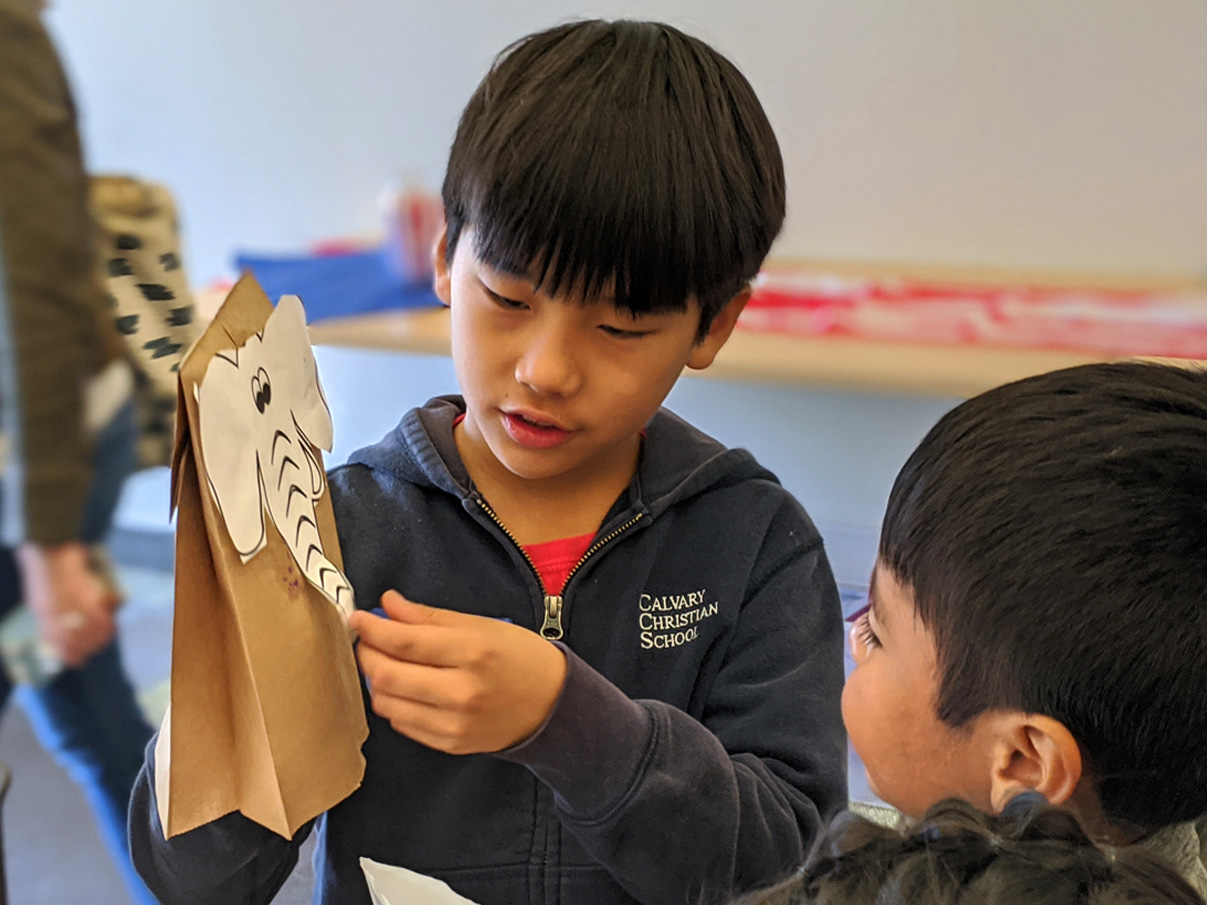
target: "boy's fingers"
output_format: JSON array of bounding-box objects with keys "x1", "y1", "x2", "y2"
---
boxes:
[
  {"x1": 354, "y1": 610, "x2": 465, "y2": 667},
  {"x1": 380, "y1": 590, "x2": 476, "y2": 628},
  {"x1": 347, "y1": 608, "x2": 378, "y2": 637},
  {"x1": 367, "y1": 695, "x2": 462, "y2": 753},
  {"x1": 357, "y1": 644, "x2": 455, "y2": 707}
]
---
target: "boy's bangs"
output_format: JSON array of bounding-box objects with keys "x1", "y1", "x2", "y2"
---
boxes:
[
  {"x1": 467, "y1": 158, "x2": 694, "y2": 316},
  {"x1": 466, "y1": 151, "x2": 700, "y2": 315}
]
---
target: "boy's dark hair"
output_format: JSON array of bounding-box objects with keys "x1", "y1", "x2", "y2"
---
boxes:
[
  {"x1": 735, "y1": 796, "x2": 1202, "y2": 905},
  {"x1": 879, "y1": 362, "x2": 1207, "y2": 832},
  {"x1": 441, "y1": 19, "x2": 785, "y2": 338}
]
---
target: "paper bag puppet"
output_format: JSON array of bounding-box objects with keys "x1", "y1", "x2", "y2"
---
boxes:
[{"x1": 157, "y1": 274, "x2": 368, "y2": 840}]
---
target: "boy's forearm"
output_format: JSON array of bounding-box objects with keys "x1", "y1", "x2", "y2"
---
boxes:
[
  {"x1": 497, "y1": 645, "x2": 654, "y2": 815},
  {"x1": 499, "y1": 541, "x2": 848, "y2": 904},
  {"x1": 129, "y1": 734, "x2": 312, "y2": 905},
  {"x1": 501, "y1": 648, "x2": 837, "y2": 904}
]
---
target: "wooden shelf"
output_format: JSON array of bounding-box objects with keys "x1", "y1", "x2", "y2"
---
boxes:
[
  {"x1": 307, "y1": 307, "x2": 1115, "y2": 398},
  {"x1": 307, "y1": 260, "x2": 1207, "y2": 397},
  {"x1": 205, "y1": 261, "x2": 1207, "y2": 399}
]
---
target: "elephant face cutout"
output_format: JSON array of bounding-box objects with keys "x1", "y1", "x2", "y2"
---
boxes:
[{"x1": 196, "y1": 295, "x2": 353, "y2": 617}]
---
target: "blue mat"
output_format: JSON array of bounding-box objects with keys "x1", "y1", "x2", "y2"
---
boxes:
[{"x1": 234, "y1": 247, "x2": 442, "y2": 323}]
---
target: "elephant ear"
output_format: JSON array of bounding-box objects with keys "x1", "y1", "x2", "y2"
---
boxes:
[
  {"x1": 197, "y1": 343, "x2": 269, "y2": 560},
  {"x1": 262, "y1": 295, "x2": 334, "y2": 455}
]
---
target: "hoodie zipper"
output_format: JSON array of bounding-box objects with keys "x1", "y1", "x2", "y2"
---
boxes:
[{"x1": 475, "y1": 497, "x2": 644, "y2": 641}]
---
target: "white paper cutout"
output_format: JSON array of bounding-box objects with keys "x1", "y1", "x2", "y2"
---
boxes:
[
  {"x1": 154, "y1": 703, "x2": 172, "y2": 836},
  {"x1": 197, "y1": 295, "x2": 354, "y2": 617},
  {"x1": 360, "y1": 858, "x2": 482, "y2": 905}
]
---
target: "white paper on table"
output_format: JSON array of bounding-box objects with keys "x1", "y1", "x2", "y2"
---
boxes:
[
  {"x1": 360, "y1": 858, "x2": 483, "y2": 905},
  {"x1": 196, "y1": 294, "x2": 354, "y2": 617}
]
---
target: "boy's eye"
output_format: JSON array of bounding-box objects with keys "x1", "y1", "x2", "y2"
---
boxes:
[
  {"x1": 599, "y1": 324, "x2": 652, "y2": 339},
  {"x1": 484, "y1": 287, "x2": 528, "y2": 310}
]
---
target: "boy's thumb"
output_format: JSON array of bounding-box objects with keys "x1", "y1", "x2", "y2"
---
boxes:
[{"x1": 379, "y1": 589, "x2": 444, "y2": 625}]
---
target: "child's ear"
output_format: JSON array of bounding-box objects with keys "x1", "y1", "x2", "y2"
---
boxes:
[
  {"x1": 986, "y1": 713, "x2": 1082, "y2": 812},
  {"x1": 686, "y1": 287, "x2": 750, "y2": 371},
  {"x1": 433, "y1": 225, "x2": 452, "y2": 307}
]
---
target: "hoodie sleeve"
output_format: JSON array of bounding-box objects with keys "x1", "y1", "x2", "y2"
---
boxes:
[
  {"x1": 129, "y1": 734, "x2": 314, "y2": 905},
  {"x1": 499, "y1": 504, "x2": 848, "y2": 905}
]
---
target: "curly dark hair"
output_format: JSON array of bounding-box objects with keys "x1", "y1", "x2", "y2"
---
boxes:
[{"x1": 734, "y1": 796, "x2": 1203, "y2": 905}]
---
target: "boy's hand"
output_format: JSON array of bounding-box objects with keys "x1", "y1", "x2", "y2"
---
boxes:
[{"x1": 350, "y1": 590, "x2": 567, "y2": 755}]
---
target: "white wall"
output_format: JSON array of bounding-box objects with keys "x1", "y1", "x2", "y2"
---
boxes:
[
  {"x1": 47, "y1": 0, "x2": 1207, "y2": 283},
  {"x1": 57, "y1": 1, "x2": 1203, "y2": 584}
]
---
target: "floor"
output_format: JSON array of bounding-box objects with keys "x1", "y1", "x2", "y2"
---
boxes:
[{"x1": 0, "y1": 521, "x2": 874, "y2": 905}]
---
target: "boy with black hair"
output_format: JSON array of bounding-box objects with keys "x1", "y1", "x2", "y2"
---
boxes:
[
  {"x1": 130, "y1": 19, "x2": 847, "y2": 905},
  {"x1": 843, "y1": 361, "x2": 1207, "y2": 896}
]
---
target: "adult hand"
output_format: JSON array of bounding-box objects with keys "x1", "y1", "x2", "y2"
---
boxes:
[
  {"x1": 350, "y1": 590, "x2": 567, "y2": 755},
  {"x1": 17, "y1": 541, "x2": 117, "y2": 668}
]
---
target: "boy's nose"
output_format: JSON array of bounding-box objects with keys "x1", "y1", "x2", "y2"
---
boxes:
[{"x1": 515, "y1": 329, "x2": 581, "y2": 397}]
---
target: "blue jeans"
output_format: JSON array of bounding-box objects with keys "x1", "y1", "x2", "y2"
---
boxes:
[{"x1": 0, "y1": 401, "x2": 157, "y2": 905}]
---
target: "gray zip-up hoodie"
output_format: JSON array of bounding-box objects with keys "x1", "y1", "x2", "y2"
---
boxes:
[{"x1": 130, "y1": 396, "x2": 848, "y2": 905}]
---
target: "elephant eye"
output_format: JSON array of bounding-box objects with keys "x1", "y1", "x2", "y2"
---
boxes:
[{"x1": 253, "y1": 368, "x2": 272, "y2": 414}]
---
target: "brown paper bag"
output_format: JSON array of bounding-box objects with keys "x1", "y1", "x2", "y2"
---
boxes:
[{"x1": 157, "y1": 273, "x2": 367, "y2": 839}]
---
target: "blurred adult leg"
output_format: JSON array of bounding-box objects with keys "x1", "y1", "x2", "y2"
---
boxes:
[
  {"x1": 1, "y1": 5, "x2": 156, "y2": 900},
  {"x1": 14, "y1": 401, "x2": 156, "y2": 905},
  {"x1": 0, "y1": 545, "x2": 16, "y2": 712}
]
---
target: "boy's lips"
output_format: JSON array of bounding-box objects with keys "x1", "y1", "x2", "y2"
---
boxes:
[{"x1": 501, "y1": 409, "x2": 573, "y2": 449}]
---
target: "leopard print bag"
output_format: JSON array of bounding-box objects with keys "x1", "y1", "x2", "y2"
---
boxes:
[{"x1": 89, "y1": 174, "x2": 200, "y2": 469}]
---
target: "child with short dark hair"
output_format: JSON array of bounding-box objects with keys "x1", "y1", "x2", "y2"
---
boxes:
[
  {"x1": 842, "y1": 362, "x2": 1207, "y2": 894},
  {"x1": 737, "y1": 795, "x2": 1204, "y2": 905},
  {"x1": 130, "y1": 19, "x2": 847, "y2": 905}
]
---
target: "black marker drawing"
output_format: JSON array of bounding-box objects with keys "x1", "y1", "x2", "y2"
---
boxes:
[{"x1": 197, "y1": 295, "x2": 354, "y2": 618}]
